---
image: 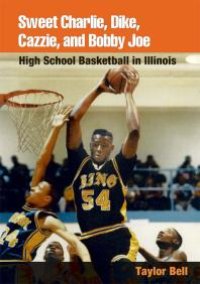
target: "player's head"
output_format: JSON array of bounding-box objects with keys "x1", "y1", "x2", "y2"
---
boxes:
[
  {"x1": 90, "y1": 129, "x2": 114, "y2": 165},
  {"x1": 156, "y1": 228, "x2": 183, "y2": 251},
  {"x1": 44, "y1": 241, "x2": 64, "y2": 262},
  {"x1": 11, "y1": 155, "x2": 19, "y2": 165},
  {"x1": 26, "y1": 181, "x2": 56, "y2": 209}
]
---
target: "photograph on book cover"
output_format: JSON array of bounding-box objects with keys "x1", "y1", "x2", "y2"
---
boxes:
[
  {"x1": 0, "y1": 52, "x2": 199, "y2": 266},
  {"x1": 0, "y1": 0, "x2": 200, "y2": 282}
]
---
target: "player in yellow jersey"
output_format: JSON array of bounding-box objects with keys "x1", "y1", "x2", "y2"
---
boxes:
[{"x1": 66, "y1": 67, "x2": 140, "y2": 283}]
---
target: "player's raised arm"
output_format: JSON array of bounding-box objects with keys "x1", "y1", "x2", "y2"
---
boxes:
[
  {"x1": 139, "y1": 247, "x2": 163, "y2": 263},
  {"x1": 121, "y1": 67, "x2": 140, "y2": 158},
  {"x1": 31, "y1": 106, "x2": 72, "y2": 187},
  {"x1": 66, "y1": 71, "x2": 116, "y2": 150},
  {"x1": 40, "y1": 215, "x2": 91, "y2": 262}
]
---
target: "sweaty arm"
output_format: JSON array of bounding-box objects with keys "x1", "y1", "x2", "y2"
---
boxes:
[
  {"x1": 31, "y1": 107, "x2": 72, "y2": 187},
  {"x1": 121, "y1": 69, "x2": 140, "y2": 159},
  {"x1": 67, "y1": 71, "x2": 116, "y2": 150},
  {"x1": 40, "y1": 215, "x2": 91, "y2": 262}
]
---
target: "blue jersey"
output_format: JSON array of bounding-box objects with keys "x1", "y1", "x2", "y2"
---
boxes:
[{"x1": 0, "y1": 205, "x2": 56, "y2": 261}]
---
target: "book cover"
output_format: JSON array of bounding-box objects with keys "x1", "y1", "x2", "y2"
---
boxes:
[{"x1": 0, "y1": 0, "x2": 200, "y2": 282}]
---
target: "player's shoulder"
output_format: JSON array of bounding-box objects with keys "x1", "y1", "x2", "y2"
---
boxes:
[
  {"x1": 68, "y1": 143, "x2": 89, "y2": 161},
  {"x1": 36, "y1": 210, "x2": 57, "y2": 223},
  {"x1": 67, "y1": 142, "x2": 86, "y2": 153},
  {"x1": 172, "y1": 250, "x2": 187, "y2": 261},
  {"x1": 38, "y1": 213, "x2": 63, "y2": 232},
  {"x1": 114, "y1": 150, "x2": 137, "y2": 165}
]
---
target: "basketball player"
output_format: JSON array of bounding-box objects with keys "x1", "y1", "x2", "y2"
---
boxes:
[
  {"x1": 41, "y1": 240, "x2": 100, "y2": 283},
  {"x1": 0, "y1": 106, "x2": 91, "y2": 262},
  {"x1": 139, "y1": 227, "x2": 187, "y2": 262},
  {"x1": 33, "y1": 241, "x2": 68, "y2": 284},
  {"x1": 66, "y1": 67, "x2": 140, "y2": 283},
  {"x1": 44, "y1": 241, "x2": 65, "y2": 262}
]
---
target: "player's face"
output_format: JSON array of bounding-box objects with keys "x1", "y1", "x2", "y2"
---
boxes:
[
  {"x1": 90, "y1": 134, "x2": 114, "y2": 164},
  {"x1": 44, "y1": 242, "x2": 64, "y2": 262},
  {"x1": 26, "y1": 181, "x2": 52, "y2": 208},
  {"x1": 156, "y1": 228, "x2": 177, "y2": 243}
]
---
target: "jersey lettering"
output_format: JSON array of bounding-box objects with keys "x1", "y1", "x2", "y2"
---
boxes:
[
  {"x1": 9, "y1": 212, "x2": 31, "y2": 229},
  {"x1": 0, "y1": 226, "x2": 19, "y2": 248},
  {"x1": 81, "y1": 189, "x2": 111, "y2": 211},
  {"x1": 80, "y1": 172, "x2": 117, "y2": 189}
]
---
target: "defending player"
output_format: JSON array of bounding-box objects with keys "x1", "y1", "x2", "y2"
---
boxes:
[
  {"x1": 0, "y1": 106, "x2": 91, "y2": 262},
  {"x1": 66, "y1": 66, "x2": 140, "y2": 283},
  {"x1": 139, "y1": 227, "x2": 187, "y2": 262}
]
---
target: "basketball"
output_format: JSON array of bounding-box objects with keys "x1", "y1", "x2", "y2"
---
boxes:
[
  {"x1": 107, "y1": 65, "x2": 137, "y2": 94},
  {"x1": 107, "y1": 66, "x2": 126, "y2": 94}
]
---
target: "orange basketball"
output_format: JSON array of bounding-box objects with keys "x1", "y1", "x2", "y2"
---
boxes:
[
  {"x1": 107, "y1": 66, "x2": 126, "y2": 94},
  {"x1": 107, "y1": 65, "x2": 137, "y2": 94}
]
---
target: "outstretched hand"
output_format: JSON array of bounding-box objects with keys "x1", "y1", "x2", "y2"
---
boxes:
[
  {"x1": 122, "y1": 68, "x2": 139, "y2": 94},
  {"x1": 97, "y1": 67, "x2": 139, "y2": 95},
  {"x1": 97, "y1": 70, "x2": 117, "y2": 94},
  {"x1": 52, "y1": 105, "x2": 72, "y2": 128}
]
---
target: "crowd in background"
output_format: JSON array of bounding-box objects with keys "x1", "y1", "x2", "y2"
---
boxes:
[
  {"x1": 0, "y1": 154, "x2": 70, "y2": 212},
  {"x1": 126, "y1": 155, "x2": 200, "y2": 211},
  {"x1": 0, "y1": 154, "x2": 200, "y2": 212}
]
